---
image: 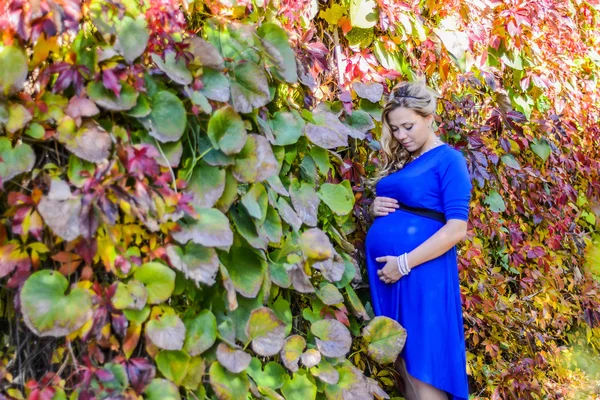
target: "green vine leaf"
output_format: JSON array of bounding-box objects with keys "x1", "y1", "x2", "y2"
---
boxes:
[
  {"x1": 362, "y1": 316, "x2": 407, "y2": 364},
  {"x1": 0, "y1": 137, "x2": 35, "y2": 185}
]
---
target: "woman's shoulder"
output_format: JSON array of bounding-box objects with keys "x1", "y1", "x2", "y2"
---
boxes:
[{"x1": 436, "y1": 144, "x2": 469, "y2": 174}]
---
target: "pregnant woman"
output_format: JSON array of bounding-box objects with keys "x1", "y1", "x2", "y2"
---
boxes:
[{"x1": 366, "y1": 81, "x2": 472, "y2": 400}]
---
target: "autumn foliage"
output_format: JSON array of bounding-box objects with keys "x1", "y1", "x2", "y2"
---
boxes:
[{"x1": 0, "y1": 0, "x2": 600, "y2": 399}]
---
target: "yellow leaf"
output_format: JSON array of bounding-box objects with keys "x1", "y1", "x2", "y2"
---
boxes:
[
  {"x1": 319, "y1": 4, "x2": 345, "y2": 26},
  {"x1": 31, "y1": 35, "x2": 60, "y2": 67}
]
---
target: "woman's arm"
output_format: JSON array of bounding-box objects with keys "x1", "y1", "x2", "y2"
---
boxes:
[{"x1": 376, "y1": 219, "x2": 467, "y2": 283}]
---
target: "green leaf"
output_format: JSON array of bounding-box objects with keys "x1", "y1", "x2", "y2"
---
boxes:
[
  {"x1": 115, "y1": 16, "x2": 149, "y2": 63},
  {"x1": 233, "y1": 134, "x2": 279, "y2": 183},
  {"x1": 67, "y1": 154, "x2": 95, "y2": 188},
  {"x1": 281, "y1": 372, "x2": 317, "y2": 400},
  {"x1": 187, "y1": 36, "x2": 224, "y2": 70},
  {"x1": 112, "y1": 280, "x2": 147, "y2": 310},
  {"x1": 146, "y1": 308, "x2": 186, "y2": 350},
  {"x1": 20, "y1": 270, "x2": 92, "y2": 337},
  {"x1": 221, "y1": 235, "x2": 267, "y2": 298},
  {"x1": 166, "y1": 243, "x2": 219, "y2": 287},
  {"x1": 25, "y1": 123, "x2": 45, "y2": 139},
  {"x1": 311, "y1": 319, "x2": 352, "y2": 358},
  {"x1": 269, "y1": 262, "x2": 291, "y2": 289},
  {"x1": 207, "y1": 106, "x2": 248, "y2": 155},
  {"x1": 345, "y1": 285, "x2": 369, "y2": 320},
  {"x1": 126, "y1": 94, "x2": 151, "y2": 117},
  {"x1": 362, "y1": 316, "x2": 407, "y2": 364},
  {"x1": 0, "y1": 46, "x2": 27, "y2": 94},
  {"x1": 271, "y1": 296, "x2": 293, "y2": 336},
  {"x1": 317, "y1": 181, "x2": 355, "y2": 215},
  {"x1": 133, "y1": 262, "x2": 175, "y2": 304},
  {"x1": 209, "y1": 362, "x2": 250, "y2": 400},
  {"x1": 349, "y1": 0, "x2": 378, "y2": 29},
  {"x1": 310, "y1": 360, "x2": 339, "y2": 384},
  {"x1": 190, "y1": 90, "x2": 212, "y2": 113},
  {"x1": 290, "y1": 179, "x2": 320, "y2": 227},
  {"x1": 304, "y1": 111, "x2": 351, "y2": 149},
  {"x1": 124, "y1": 306, "x2": 150, "y2": 325},
  {"x1": 182, "y1": 356, "x2": 205, "y2": 390},
  {"x1": 184, "y1": 310, "x2": 218, "y2": 356},
  {"x1": 316, "y1": 282, "x2": 344, "y2": 305},
  {"x1": 7, "y1": 103, "x2": 32, "y2": 133},
  {"x1": 230, "y1": 61, "x2": 270, "y2": 114},
  {"x1": 484, "y1": 190, "x2": 506, "y2": 213},
  {"x1": 144, "y1": 378, "x2": 181, "y2": 400},
  {"x1": 241, "y1": 183, "x2": 268, "y2": 221},
  {"x1": 345, "y1": 109, "x2": 374, "y2": 139},
  {"x1": 246, "y1": 307, "x2": 286, "y2": 356},
  {"x1": 269, "y1": 110, "x2": 305, "y2": 146},
  {"x1": 216, "y1": 342, "x2": 252, "y2": 373},
  {"x1": 0, "y1": 137, "x2": 35, "y2": 185},
  {"x1": 531, "y1": 138, "x2": 551, "y2": 162},
  {"x1": 501, "y1": 154, "x2": 521, "y2": 170},
  {"x1": 151, "y1": 51, "x2": 192, "y2": 85},
  {"x1": 257, "y1": 23, "x2": 298, "y2": 83},
  {"x1": 324, "y1": 363, "x2": 370, "y2": 399},
  {"x1": 247, "y1": 358, "x2": 286, "y2": 390},
  {"x1": 87, "y1": 81, "x2": 138, "y2": 111},
  {"x1": 215, "y1": 170, "x2": 239, "y2": 213},
  {"x1": 263, "y1": 205, "x2": 283, "y2": 243},
  {"x1": 146, "y1": 91, "x2": 187, "y2": 142},
  {"x1": 172, "y1": 207, "x2": 233, "y2": 249},
  {"x1": 200, "y1": 68, "x2": 230, "y2": 102},
  {"x1": 280, "y1": 335, "x2": 306, "y2": 372},
  {"x1": 156, "y1": 350, "x2": 191, "y2": 385},
  {"x1": 187, "y1": 161, "x2": 226, "y2": 208}
]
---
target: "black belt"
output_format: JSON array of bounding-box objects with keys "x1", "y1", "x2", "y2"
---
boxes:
[{"x1": 396, "y1": 202, "x2": 446, "y2": 224}]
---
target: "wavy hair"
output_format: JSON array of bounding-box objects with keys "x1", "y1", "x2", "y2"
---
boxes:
[{"x1": 370, "y1": 81, "x2": 440, "y2": 186}]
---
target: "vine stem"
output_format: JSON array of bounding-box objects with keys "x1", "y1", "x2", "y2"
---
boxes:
[{"x1": 154, "y1": 138, "x2": 178, "y2": 194}]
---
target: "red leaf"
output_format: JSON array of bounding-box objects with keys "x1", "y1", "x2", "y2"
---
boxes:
[{"x1": 102, "y1": 69, "x2": 122, "y2": 97}]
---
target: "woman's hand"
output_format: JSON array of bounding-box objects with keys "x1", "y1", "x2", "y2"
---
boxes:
[
  {"x1": 370, "y1": 196, "x2": 399, "y2": 217},
  {"x1": 376, "y1": 255, "x2": 404, "y2": 284}
]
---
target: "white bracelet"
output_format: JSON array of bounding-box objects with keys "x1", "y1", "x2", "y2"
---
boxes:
[{"x1": 396, "y1": 253, "x2": 411, "y2": 276}]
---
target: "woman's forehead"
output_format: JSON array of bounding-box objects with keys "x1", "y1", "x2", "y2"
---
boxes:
[{"x1": 387, "y1": 107, "x2": 421, "y2": 124}]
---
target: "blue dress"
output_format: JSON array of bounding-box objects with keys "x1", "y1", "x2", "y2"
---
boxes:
[{"x1": 365, "y1": 144, "x2": 472, "y2": 399}]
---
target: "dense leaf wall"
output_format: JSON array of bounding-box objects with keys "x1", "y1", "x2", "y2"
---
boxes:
[{"x1": 1, "y1": 0, "x2": 600, "y2": 399}]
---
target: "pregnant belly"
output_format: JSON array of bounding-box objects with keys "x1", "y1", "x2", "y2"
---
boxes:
[{"x1": 366, "y1": 210, "x2": 443, "y2": 256}]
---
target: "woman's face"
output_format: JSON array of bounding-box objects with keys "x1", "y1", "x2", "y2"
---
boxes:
[{"x1": 387, "y1": 106, "x2": 434, "y2": 154}]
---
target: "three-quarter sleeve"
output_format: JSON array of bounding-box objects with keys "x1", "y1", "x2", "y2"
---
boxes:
[{"x1": 439, "y1": 149, "x2": 472, "y2": 221}]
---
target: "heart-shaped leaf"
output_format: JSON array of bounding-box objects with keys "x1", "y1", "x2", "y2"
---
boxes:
[
  {"x1": 37, "y1": 180, "x2": 82, "y2": 241},
  {"x1": 247, "y1": 358, "x2": 286, "y2": 390},
  {"x1": 0, "y1": 137, "x2": 35, "y2": 185},
  {"x1": 144, "y1": 378, "x2": 181, "y2": 400},
  {"x1": 280, "y1": 335, "x2": 306, "y2": 372},
  {"x1": 200, "y1": 68, "x2": 230, "y2": 102},
  {"x1": 115, "y1": 16, "x2": 149, "y2": 63},
  {"x1": 241, "y1": 183, "x2": 268, "y2": 221},
  {"x1": 501, "y1": 154, "x2": 521, "y2": 170},
  {"x1": 257, "y1": 23, "x2": 298, "y2": 83},
  {"x1": 318, "y1": 181, "x2": 355, "y2": 215},
  {"x1": 207, "y1": 106, "x2": 248, "y2": 155},
  {"x1": 362, "y1": 316, "x2": 407, "y2": 364},
  {"x1": 216, "y1": 342, "x2": 252, "y2": 373},
  {"x1": 187, "y1": 37, "x2": 224, "y2": 70},
  {"x1": 133, "y1": 262, "x2": 175, "y2": 304},
  {"x1": 187, "y1": 161, "x2": 226, "y2": 208},
  {"x1": 151, "y1": 51, "x2": 193, "y2": 85},
  {"x1": 156, "y1": 350, "x2": 190, "y2": 386},
  {"x1": 57, "y1": 120, "x2": 112, "y2": 163},
  {"x1": 184, "y1": 310, "x2": 217, "y2": 356},
  {"x1": 146, "y1": 308, "x2": 186, "y2": 350},
  {"x1": 166, "y1": 243, "x2": 219, "y2": 287},
  {"x1": 311, "y1": 319, "x2": 352, "y2": 358},
  {"x1": 281, "y1": 372, "x2": 317, "y2": 400},
  {"x1": 345, "y1": 109, "x2": 374, "y2": 139},
  {"x1": 172, "y1": 208, "x2": 233, "y2": 249},
  {"x1": 209, "y1": 361, "x2": 250, "y2": 400},
  {"x1": 299, "y1": 228, "x2": 333, "y2": 261},
  {"x1": 145, "y1": 91, "x2": 187, "y2": 142},
  {"x1": 21, "y1": 270, "x2": 92, "y2": 337},
  {"x1": 0, "y1": 46, "x2": 27, "y2": 94},
  {"x1": 531, "y1": 138, "x2": 551, "y2": 162},
  {"x1": 310, "y1": 360, "x2": 339, "y2": 384},
  {"x1": 230, "y1": 205, "x2": 269, "y2": 250},
  {"x1": 87, "y1": 81, "x2": 138, "y2": 111},
  {"x1": 112, "y1": 280, "x2": 147, "y2": 310},
  {"x1": 323, "y1": 362, "x2": 371, "y2": 399},
  {"x1": 233, "y1": 134, "x2": 279, "y2": 183},
  {"x1": 269, "y1": 110, "x2": 305, "y2": 146},
  {"x1": 353, "y1": 82, "x2": 383, "y2": 103},
  {"x1": 182, "y1": 356, "x2": 205, "y2": 390},
  {"x1": 300, "y1": 349, "x2": 321, "y2": 368},
  {"x1": 221, "y1": 235, "x2": 267, "y2": 298},
  {"x1": 305, "y1": 111, "x2": 351, "y2": 149},
  {"x1": 290, "y1": 179, "x2": 320, "y2": 227},
  {"x1": 316, "y1": 282, "x2": 344, "y2": 305},
  {"x1": 230, "y1": 61, "x2": 270, "y2": 114},
  {"x1": 7, "y1": 103, "x2": 32, "y2": 133},
  {"x1": 246, "y1": 307, "x2": 286, "y2": 356}
]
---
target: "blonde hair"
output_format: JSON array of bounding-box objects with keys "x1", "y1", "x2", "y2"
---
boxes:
[{"x1": 372, "y1": 81, "x2": 440, "y2": 185}]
